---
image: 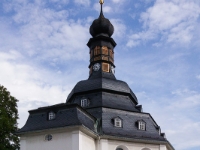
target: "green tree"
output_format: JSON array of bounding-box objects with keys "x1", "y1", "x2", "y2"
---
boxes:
[{"x1": 0, "y1": 85, "x2": 19, "y2": 150}]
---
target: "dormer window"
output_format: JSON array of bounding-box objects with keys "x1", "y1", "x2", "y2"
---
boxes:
[
  {"x1": 138, "y1": 120, "x2": 146, "y2": 130},
  {"x1": 48, "y1": 111, "x2": 55, "y2": 120},
  {"x1": 114, "y1": 117, "x2": 122, "y2": 128},
  {"x1": 81, "y1": 98, "x2": 90, "y2": 107}
]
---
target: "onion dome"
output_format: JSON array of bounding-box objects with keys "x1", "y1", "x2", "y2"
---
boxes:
[{"x1": 90, "y1": 6, "x2": 114, "y2": 37}]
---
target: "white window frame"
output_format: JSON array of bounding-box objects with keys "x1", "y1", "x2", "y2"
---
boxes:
[
  {"x1": 138, "y1": 121, "x2": 146, "y2": 130},
  {"x1": 81, "y1": 98, "x2": 89, "y2": 107},
  {"x1": 48, "y1": 111, "x2": 55, "y2": 120},
  {"x1": 114, "y1": 118, "x2": 122, "y2": 128}
]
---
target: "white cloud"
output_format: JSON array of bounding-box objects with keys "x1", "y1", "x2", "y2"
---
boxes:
[
  {"x1": 0, "y1": 50, "x2": 87, "y2": 128},
  {"x1": 126, "y1": 30, "x2": 156, "y2": 47},
  {"x1": 93, "y1": 3, "x2": 111, "y2": 13},
  {"x1": 0, "y1": 0, "x2": 91, "y2": 128},
  {"x1": 127, "y1": 0, "x2": 200, "y2": 47},
  {"x1": 112, "y1": 0, "x2": 126, "y2": 4},
  {"x1": 74, "y1": 0, "x2": 90, "y2": 7},
  {"x1": 112, "y1": 0, "x2": 120, "y2": 3},
  {"x1": 1, "y1": 0, "x2": 91, "y2": 62},
  {"x1": 50, "y1": 0, "x2": 69, "y2": 4},
  {"x1": 196, "y1": 75, "x2": 200, "y2": 80},
  {"x1": 136, "y1": 89, "x2": 200, "y2": 150},
  {"x1": 111, "y1": 19, "x2": 126, "y2": 39}
]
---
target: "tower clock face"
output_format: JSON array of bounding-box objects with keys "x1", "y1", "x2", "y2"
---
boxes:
[{"x1": 93, "y1": 63, "x2": 101, "y2": 71}]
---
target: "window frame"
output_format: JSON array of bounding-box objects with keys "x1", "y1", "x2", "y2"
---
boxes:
[
  {"x1": 81, "y1": 98, "x2": 89, "y2": 107},
  {"x1": 48, "y1": 111, "x2": 56, "y2": 121},
  {"x1": 114, "y1": 117, "x2": 122, "y2": 128},
  {"x1": 138, "y1": 121, "x2": 146, "y2": 131}
]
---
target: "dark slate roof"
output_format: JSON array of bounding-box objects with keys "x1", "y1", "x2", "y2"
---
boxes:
[
  {"x1": 17, "y1": 104, "x2": 96, "y2": 134},
  {"x1": 100, "y1": 108, "x2": 166, "y2": 141},
  {"x1": 17, "y1": 103, "x2": 171, "y2": 147},
  {"x1": 71, "y1": 92, "x2": 139, "y2": 112},
  {"x1": 66, "y1": 77, "x2": 138, "y2": 105},
  {"x1": 89, "y1": 71, "x2": 116, "y2": 80}
]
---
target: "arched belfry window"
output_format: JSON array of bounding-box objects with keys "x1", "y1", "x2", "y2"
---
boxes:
[
  {"x1": 48, "y1": 111, "x2": 55, "y2": 120},
  {"x1": 116, "y1": 148, "x2": 123, "y2": 150}
]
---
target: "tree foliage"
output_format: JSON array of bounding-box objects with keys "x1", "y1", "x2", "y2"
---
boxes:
[{"x1": 0, "y1": 85, "x2": 19, "y2": 150}]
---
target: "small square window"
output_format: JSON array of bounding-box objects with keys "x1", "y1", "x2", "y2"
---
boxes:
[
  {"x1": 138, "y1": 121, "x2": 146, "y2": 130},
  {"x1": 114, "y1": 118, "x2": 122, "y2": 128},
  {"x1": 48, "y1": 111, "x2": 55, "y2": 120},
  {"x1": 81, "y1": 98, "x2": 89, "y2": 107}
]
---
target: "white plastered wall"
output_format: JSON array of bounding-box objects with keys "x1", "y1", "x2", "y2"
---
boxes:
[
  {"x1": 19, "y1": 128, "x2": 96, "y2": 150},
  {"x1": 96, "y1": 139, "x2": 169, "y2": 150},
  {"x1": 20, "y1": 128, "x2": 170, "y2": 150}
]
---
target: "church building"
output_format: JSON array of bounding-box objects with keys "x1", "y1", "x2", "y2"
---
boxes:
[{"x1": 17, "y1": 1, "x2": 174, "y2": 150}]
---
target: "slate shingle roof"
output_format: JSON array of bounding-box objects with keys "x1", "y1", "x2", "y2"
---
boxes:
[
  {"x1": 17, "y1": 104, "x2": 96, "y2": 133},
  {"x1": 101, "y1": 108, "x2": 165, "y2": 141},
  {"x1": 66, "y1": 77, "x2": 138, "y2": 105}
]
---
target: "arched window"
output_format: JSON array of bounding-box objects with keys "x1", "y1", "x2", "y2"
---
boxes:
[
  {"x1": 48, "y1": 111, "x2": 55, "y2": 120},
  {"x1": 116, "y1": 145, "x2": 128, "y2": 150}
]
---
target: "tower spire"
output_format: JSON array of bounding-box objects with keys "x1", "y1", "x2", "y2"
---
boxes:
[
  {"x1": 87, "y1": 0, "x2": 116, "y2": 80},
  {"x1": 99, "y1": 0, "x2": 104, "y2": 17}
]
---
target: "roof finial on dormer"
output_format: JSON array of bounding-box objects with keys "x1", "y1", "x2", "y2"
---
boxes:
[{"x1": 99, "y1": 0, "x2": 104, "y2": 17}]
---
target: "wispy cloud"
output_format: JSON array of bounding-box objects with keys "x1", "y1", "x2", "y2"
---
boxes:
[
  {"x1": 0, "y1": 0, "x2": 91, "y2": 128},
  {"x1": 74, "y1": 0, "x2": 90, "y2": 7},
  {"x1": 127, "y1": 0, "x2": 200, "y2": 47},
  {"x1": 196, "y1": 75, "x2": 200, "y2": 80}
]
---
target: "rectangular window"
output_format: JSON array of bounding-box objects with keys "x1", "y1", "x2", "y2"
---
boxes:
[
  {"x1": 102, "y1": 63, "x2": 109, "y2": 72},
  {"x1": 49, "y1": 112, "x2": 55, "y2": 120},
  {"x1": 81, "y1": 99, "x2": 89, "y2": 107},
  {"x1": 139, "y1": 121, "x2": 146, "y2": 130},
  {"x1": 114, "y1": 118, "x2": 122, "y2": 127},
  {"x1": 102, "y1": 46, "x2": 108, "y2": 55},
  {"x1": 109, "y1": 49, "x2": 114, "y2": 58},
  {"x1": 94, "y1": 46, "x2": 101, "y2": 55}
]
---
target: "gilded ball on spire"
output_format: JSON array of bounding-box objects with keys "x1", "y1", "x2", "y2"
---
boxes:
[{"x1": 99, "y1": 0, "x2": 104, "y2": 5}]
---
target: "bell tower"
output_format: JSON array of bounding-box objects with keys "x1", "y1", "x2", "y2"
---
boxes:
[{"x1": 87, "y1": 0, "x2": 116, "y2": 79}]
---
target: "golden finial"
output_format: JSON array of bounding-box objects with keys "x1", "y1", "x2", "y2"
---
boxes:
[{"x1": 99, "y1": 0, "x2": 104, "y2": 5}]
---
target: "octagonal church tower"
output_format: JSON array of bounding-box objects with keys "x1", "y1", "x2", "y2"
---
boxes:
[{"x1": 17, "y1": 1, "x2": 174, "y2": 150}]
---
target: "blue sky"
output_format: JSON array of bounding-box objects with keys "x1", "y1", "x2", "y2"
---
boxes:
[{"x1": 0, "y1": 0, "x2": 200, "y2": 149}]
